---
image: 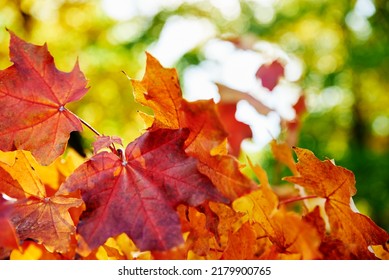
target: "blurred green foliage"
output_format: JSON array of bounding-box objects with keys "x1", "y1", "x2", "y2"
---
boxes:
[{"x1": 1, "y1": 0, "x2": 388, "y2": 230}]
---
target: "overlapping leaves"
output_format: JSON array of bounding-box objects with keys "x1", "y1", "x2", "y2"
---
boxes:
[
  {"x1": 59, "y1": 128, "x2": 227, "y2": 251},
  {"x1": 284, "y1": 147, "x2": 389, "y2": 259},
  {"x1": 131, "y1": 53, "x2": 257, "y2": 200},
  {"x1": 0, "y1": 33, "x2": 388, "y2": 259},
  {"x1": 0, "y1": 151, "x2": 82, "y2": 253}
]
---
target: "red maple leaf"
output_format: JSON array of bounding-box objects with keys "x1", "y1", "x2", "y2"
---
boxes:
[
  {"x1": 216, "y1": 103, "x2": 252, "y2": 157},
  {"x1": 0, "y1": 32, "x2": 88, "y2": 165},
  {"x1": 255, "y1": 60, "x2": 285, "y2": 91},
  {"x1": 59, "y1": 128, "x2": 227, "y2": 251}
]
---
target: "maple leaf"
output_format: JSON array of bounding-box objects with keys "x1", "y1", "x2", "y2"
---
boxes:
[
  {"x1": 234, "y1": 160, "x2": 321, "y2": 259},
  {"x1": 0, "y1": 151, "x2": 83, "y2": 253},
  {"x1": 0, "y1": 32, "x2": 88, "y2": 165},
  {"x1": 131, "y1": 53, "x2": 257, "y2": 200},
  {"x1": 10, "y1": 195, "x2": 83, "y2": 254},
  {"x1": 131, "y1": 53, "x2": 181, "y2": 129},
  {"x1": 215, "y1": 83, "x2": 272, "y2": 156},
  {"x1": 59, "y1": 128, "x2": 227, "y2": 251},
  {"x1": 180, "y1": 100, "x2": 257, "y2": 199},
  {"x1": 255, "y1": 60, "x2": 284, "y2": 91},
  {"x1": 131, "y1": 55, "x2": 228, "y2": 156},
  {"x1": 284, "y1": 147, "x2": 389, "y2": 259}
]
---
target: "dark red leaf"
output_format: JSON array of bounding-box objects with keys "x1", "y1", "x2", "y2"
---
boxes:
[
  {"x1": 255, "y1": 60, "x2": 284, "y2": 91},
  {"x1": 217, "y1": 103, "x2": 252, "y2": 156},
  {"x1": 59, "y1": 128, "x2": 227, "y2": 251}
]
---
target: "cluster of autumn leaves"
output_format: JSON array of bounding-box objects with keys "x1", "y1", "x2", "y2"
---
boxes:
[{"x1": 0, "y1": 32, "x2": 388, "y2": 260}]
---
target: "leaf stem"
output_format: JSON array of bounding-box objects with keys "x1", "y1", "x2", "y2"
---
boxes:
[
  {"x1": 77, "y1": 116, "x2": 101, "y2": 137},
  {"x1": 76, "y1": 114, "x2": 120, "y2": 156},
  {"x1": 278, "y1": 195, "x2": 318, "y2": 207}
]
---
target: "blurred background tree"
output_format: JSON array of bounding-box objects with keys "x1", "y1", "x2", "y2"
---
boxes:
[{"x1": 1, "y1": 0, "x2": 388, "y2": 230}]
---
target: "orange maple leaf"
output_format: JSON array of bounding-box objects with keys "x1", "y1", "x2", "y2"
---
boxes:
[
  {"x1": 131, "y1": 53, "x2": 181, "y2": 129},
  {"x1": 234, "y1": 160, "x2": 322, "y2": 259},
  {"x1": 284, "y1": 147, "x2": 389, "y2": 259},
  {"x1": 131, "y1": 53, "x2": 257, "y2": 200}
]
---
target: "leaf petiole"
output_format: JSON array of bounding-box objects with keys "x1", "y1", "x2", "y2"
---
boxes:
[
  {"x1": 75, "y1": 112, "x2": 120, "y2": 155},
  {"x1": 278, "y1": 195, "x2": 318, "y2": 207},
  {"x1": 75, "y1": 114, "x2": 101, "y2": 137}
]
